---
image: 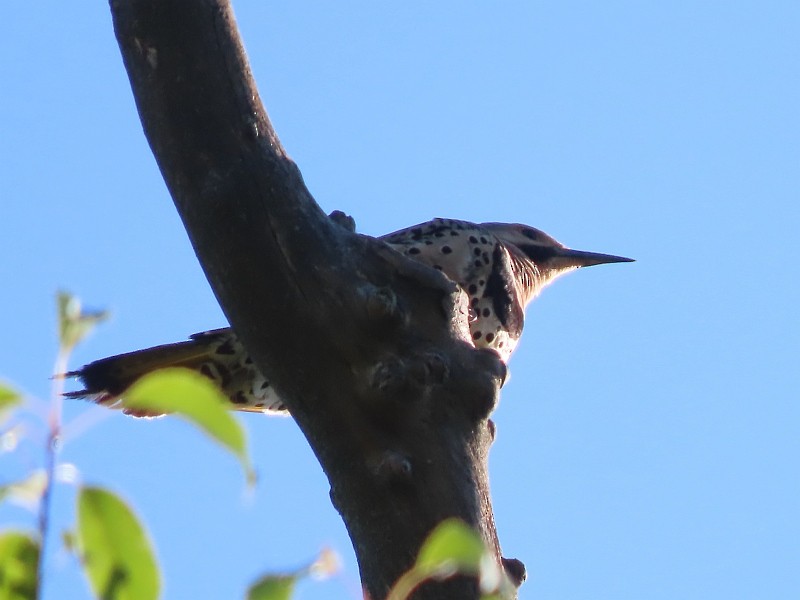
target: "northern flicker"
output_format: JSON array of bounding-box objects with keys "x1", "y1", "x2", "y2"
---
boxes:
[{"x1": 65, "y1": 218, "x2": 632, "y2": 415}]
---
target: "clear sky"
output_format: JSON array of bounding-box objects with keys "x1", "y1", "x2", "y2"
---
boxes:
[{"x1": 2, "y1": 2, "x2": 798, "y2": 599}]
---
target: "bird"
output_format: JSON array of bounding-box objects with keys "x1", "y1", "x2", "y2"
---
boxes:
[{"x1": 65, "y1": 218, "x2": 632, "y2": 416}]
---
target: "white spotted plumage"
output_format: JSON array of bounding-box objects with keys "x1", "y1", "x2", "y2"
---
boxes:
[{"x1": 66, "y1": 218, "x2": 632, "y2": 416}]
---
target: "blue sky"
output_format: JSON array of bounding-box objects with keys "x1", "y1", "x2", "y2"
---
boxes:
[{"x1": 2, "y1": 2, "x2": 798, "y2": 599}]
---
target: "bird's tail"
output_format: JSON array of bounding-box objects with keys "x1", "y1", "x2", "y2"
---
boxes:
[{"x1": 63, "y1": 328, "x2": 287, "y2": 416}]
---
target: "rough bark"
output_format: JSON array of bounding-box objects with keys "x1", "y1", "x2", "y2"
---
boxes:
[{"x1": 109, "y1": 1, "x2": 520, "y2": 597}]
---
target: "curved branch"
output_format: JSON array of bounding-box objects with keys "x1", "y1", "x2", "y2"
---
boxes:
[{"x1": 110, "y1": 1, "x2": 517, "y2": 597}]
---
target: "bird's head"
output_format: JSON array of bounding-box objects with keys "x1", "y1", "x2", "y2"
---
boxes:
[{"x1": 480, "y1": 222, "x2": 634, "y2": 304}]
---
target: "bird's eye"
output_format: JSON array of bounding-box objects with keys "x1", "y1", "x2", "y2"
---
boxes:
[{"x1": 521, "y1": 228, "x2": 539, "y2": 240}]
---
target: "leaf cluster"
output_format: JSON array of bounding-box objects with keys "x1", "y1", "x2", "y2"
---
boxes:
[{"x1": 1, "y1": 293, "x2": 331, "y2": 599}]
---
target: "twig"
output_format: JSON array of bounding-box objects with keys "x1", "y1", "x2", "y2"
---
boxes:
[{"x1": 37, "y1": 348, "x2": 68, "y2": 593}]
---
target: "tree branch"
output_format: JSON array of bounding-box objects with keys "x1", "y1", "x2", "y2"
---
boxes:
[{"x1": 109, "y1": 1, "x2": 517, "y2": 597}]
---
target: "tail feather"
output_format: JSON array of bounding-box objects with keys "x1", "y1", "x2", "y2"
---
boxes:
[
  {"x1": 67, "y1": 340, "x2": 217, "y2": 395},
  {"x1": 63, "y1": 329, "x2": 288, "y2": 416},
  {"x1": 65, "y1": 336, "x2": 223, "y2": 416}
]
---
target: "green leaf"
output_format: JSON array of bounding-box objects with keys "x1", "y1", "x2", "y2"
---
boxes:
[
  {"x1": 57, "y1": 291, "x2": 108, "y2": 352},
  {"x1": 123, "y1": 368, "x2": 255, "y2": 485},
  {"x1": 75, "y1": 486, "x2": 160, "y2": 600},
  {"x1": 0, "y1": 383, "x2": 21, "y2": 423},
  {"x1": 0, "y1": 470, "x2": 48, "y2": 509},
  {"x1": 247, "y1": 547, "x2": 339, "y2": 600},
  {"x1": 388, "y1": 520, "x2": 513, "y2": 600},
  {"x1": 0, "y1": 531, "x2": 39, "y2": 600},
  {"x1": 415, "y1": 519, "x2": 486, "y2": 574},
  {"x1": 0, "y1": 384, "x2": 21, "y2": 411},
  {"x1": 246, "y1": 575, "x2": 297, "y2": 600}
]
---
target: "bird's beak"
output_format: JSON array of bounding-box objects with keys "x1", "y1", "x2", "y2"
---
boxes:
[{"x1": 553, "y1": 248, "x2": 635, "y2": 269}]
